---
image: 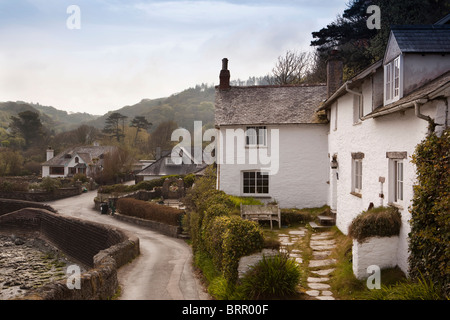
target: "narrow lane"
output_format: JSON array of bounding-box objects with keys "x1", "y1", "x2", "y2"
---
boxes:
[{"x1": 45, "y1": 190, "x2": 209, "y2": 300}]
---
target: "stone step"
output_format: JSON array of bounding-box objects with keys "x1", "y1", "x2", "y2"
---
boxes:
[
  {"x1": 309, "y1": 221, "x2": 332, "y2": 230},
  {"x1": 317, "y1": 215, "x2": 335, "y2": 226}
]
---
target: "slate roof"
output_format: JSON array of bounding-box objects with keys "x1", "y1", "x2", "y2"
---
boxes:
[
  {"x1": 390, "y1": 25, "x2": 450, "y2": 53},
  {"x1": 42, "y1": 145, "x2": 117, "y2": 166},
  {"x1": 363, "y1": 70, "x2": 450, "y2": 119},
  {"x1": 215, "y1": 84, "x2": 327, "y2": 126},
  {"x1": 137, "y1": 147, "x2": 208, "y2": 177}
]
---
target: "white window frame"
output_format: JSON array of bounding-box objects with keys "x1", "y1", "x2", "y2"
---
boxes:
[
  {"x1": 242, "y1": 170, "x2": 269, "y2": 195},
  {"x1": 353, "y1": 94, "x2": 363, "y2": 124},
  {"x1": 387, "y1": 152, "x2": 406, "y2": 206},
  {"x1": 352, "y1": 158, "x2": 363, "y2": 194},
  {"x1": 246, "y1": 126, "x2": 267, "y2": 147},
  {"x1": 384, "y1": 55, "x2": 403, "y2": 105},
  {"x1": 393, "y1": 160, "x2": 404, "y2": 203}
]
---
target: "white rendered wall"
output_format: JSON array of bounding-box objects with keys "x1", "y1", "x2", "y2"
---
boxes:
[
  {"x1": 327, "y1": 80, "x2": 446, "y2": 274},
  {"x1": 217, "y1": 124, "x2": 329, "y2": 209},
  {"x1": 352, "y1": 236, "x2": 399, "y2": 279}
]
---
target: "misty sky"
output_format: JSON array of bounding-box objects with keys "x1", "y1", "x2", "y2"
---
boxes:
[{"x1": 0, "y1": 0, "x2": 347, "y2": 115}]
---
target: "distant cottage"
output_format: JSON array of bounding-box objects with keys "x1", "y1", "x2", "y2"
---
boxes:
[
  {"x1": 42, "y1": 144, "x2": 117, "y2": 178},
  {"x1": 215, "y1": 21, "x2": 450, "y2": 278}
]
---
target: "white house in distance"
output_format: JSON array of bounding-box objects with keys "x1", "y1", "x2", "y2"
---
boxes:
[
  {"x1": 42, "y1": 144, "x2": 116, "y2": 178},
  {"x1": 215, "y1": 22, "x2": 449, "y2": 278},
  {"x1": 319, "y1": 23, "x2": 449, "y2": 276},
  {"x1": 215, "y1": 59, "x2": 329, "y2": 209}
]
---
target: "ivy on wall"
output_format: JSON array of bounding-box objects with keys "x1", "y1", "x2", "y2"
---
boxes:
[{"x1": 409, "y1": 129, "x2": 449, "y2": 298}]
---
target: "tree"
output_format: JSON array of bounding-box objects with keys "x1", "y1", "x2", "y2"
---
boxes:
[
  {"x1": 130, "y1": 116, "x2": 152, "y2": 145},
  {"x1": 148, "y1": 120, "x2": 179, "y2": 158},
  {"x1": 9, "y1": 110, "x2": 46, "y2": 149},
  {"x1": 103, "y1": 112, "x2": 128, "y2": 142},
  {"x1": 0, "y1": 149, "x2": 23, "y2": 176},
  {"x1": 271, "y1": 50, "x2": 312, "y2": 85},
  {"x1": 310, "y1": 0, "x2": 450, "y2": 78}
]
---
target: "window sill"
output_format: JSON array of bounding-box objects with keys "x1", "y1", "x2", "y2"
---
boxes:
[
  {"x1": 245, "y1": 145, "x2": 267, "y2": 149},
  {"x1": 242, "y1": 194, "x2": 271, "y2": 199},
  {"x1": 350, "y1": 191, "x2": 362, "y2": 198},
  {"x1": 388, "y1": 202, "x2": 404, "y2": 210}
]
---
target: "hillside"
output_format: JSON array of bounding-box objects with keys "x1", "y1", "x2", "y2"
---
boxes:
[
  {"x1": 86, "y1": 84, "x2": 215, "y2": 132},
  {"x1": 0, "y1": 101, "x2": 100, "y2": 134}
]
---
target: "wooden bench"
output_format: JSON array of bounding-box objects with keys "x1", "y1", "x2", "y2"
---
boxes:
[{"x1": 240, "y1": 204, "x2": 281, "y2": 229}]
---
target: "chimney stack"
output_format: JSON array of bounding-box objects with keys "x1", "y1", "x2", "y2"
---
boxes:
[
  {"x1": 219, "y1": 58, "x2": 230, "y2": 90},
  {"x1": 326, "y1": 49, "x2": 343, "y2": 98},
  {"x1": 46, "y1": 147, "x2": 54, "y2": 161}
]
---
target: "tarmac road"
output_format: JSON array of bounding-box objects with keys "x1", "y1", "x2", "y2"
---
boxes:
[{"x1": 45, "y1": 189, "x2": 209, "y2": 300}]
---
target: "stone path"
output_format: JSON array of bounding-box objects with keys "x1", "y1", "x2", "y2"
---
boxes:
[{"x1": 277, "y1": 228, "x2": 337, "y2": 300}]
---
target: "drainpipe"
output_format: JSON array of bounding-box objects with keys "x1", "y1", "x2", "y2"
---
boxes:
[{"x1": 414, "y1": 99, "x2": 435, "y2": 135}]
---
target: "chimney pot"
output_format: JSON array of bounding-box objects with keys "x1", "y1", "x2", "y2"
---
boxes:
[
  {"x1": 46, "y1": 147, "x2": 54, "y2": 161},
  {"x1": 219, "y1": 58, "x2": 230, "y2": 90}
]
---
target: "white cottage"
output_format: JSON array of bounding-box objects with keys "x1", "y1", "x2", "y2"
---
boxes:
[
  {"x1": 215, "y1": 59, "x2": 329, "y2": 209},
  {"x1": 42, "y1": 145, "x2": 117, "y2": 178},
  {"x1": 318, "y1": 24, "x2": 450, "y2": 276}
]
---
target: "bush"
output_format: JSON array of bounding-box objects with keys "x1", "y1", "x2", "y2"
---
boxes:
[
  {"x1": 116, "y1": 198, "x2": 184, "y2": 226},
  {"x1": 40, "y1": 177, "x2": 62, "y2": 192},
  {"x1": 239, "y1": 253, "x2": 301, "y2": 299},
  {"x1": 72, "y1": 173, "x2": 88, "y2": 183},
  {"x1": 348, "y1": 206, "x2": 401, "y2": 242},
  {"x1": 409, "y1": 129, "x2": 450, "y2": 297},
  {"x1": 203, "y1": 215, "x2": 264, "y2": 284}
]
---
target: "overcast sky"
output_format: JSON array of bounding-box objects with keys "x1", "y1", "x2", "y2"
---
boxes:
[{"x1": 0, "y1": 0, "x2": 347, "y2": 115}]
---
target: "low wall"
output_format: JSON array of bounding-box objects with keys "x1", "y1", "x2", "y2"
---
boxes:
[
  {"x1": 113, "y1": 213, "x2": 182, "y2": 238},
  {"x1": 352, "y1": 236, "x2": 399, "y2": 279},
  {"x1": 0, "y1": 187, "x2": 82, "y2": 202},
  {"x1": 94, "y1": 189, "x2": 160, "y2": 211},
  {"x1": 0, "y1": 208, "x2": 140, "y2": 300},
  {"x1": 0, "y1": 198, "x2": 57, "y2": 216}
]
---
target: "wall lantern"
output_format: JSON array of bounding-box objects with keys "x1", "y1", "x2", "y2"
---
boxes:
[{"x1": 330, "y1": 155, "x2": 338, "y2": 169}]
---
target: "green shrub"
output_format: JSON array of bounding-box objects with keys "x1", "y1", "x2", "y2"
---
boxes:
[
  {"x1": 72, "y1": 173, "x2": 88, "y2": 183},
  {"x1": 348, "y1": 206, "x2": 401, "y2": 242},
  {"x1": 239, "y1": 253, "x2": 301, "y2": 299},
  {"x1": 40, "y1": 177, "x2": 62, "y2": 192},
  {"x1": 210, "y1": 215, "x2": 264, "y2": 284},
  {"x1": 116, "y1": 198, "x2": 184, "y2": 226},
  {"x1": 409, "y1": 129, "x2": 450, "y2": 298}
]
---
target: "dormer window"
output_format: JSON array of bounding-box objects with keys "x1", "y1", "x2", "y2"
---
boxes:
[{"x1": 384, "y1": 55, "x2": 402, "y2": 105}]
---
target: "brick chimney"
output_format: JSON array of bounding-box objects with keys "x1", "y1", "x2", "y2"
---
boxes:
[
  {"x1": 219, "y1": 58, "x2": 230, "y2": 90},
  {"x1": 326, "y1": 49, "x2": 343, "y2": 98}
]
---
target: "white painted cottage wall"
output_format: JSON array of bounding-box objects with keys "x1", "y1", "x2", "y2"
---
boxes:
[
  {"x1": 218, "y1": 124, "x2": 329, "y2": 209},
  {"x1": 327, "y1": 82, "x2": 444, "y2": 274}
]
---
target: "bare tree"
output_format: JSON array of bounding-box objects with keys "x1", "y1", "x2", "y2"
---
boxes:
[{"x1": 271, "y1": 50, "x2": 312, "y2": 85}]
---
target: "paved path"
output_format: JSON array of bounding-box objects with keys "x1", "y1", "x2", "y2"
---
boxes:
[
  {"x1": 45, "y1": 190, "x2": 209, "y2": 300},
  {"x1": 277, "y1": 228, "x2": 337, "y2": 300}
]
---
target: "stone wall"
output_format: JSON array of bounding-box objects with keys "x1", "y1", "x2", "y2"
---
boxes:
[
  {"x1": 352, "y1": 236, "x2": 399, "y2": 279},
  {"x1": 0, "y1": 208, "x2": 140, "y2": 300},
  {"x1": 0, "y1": 198, "x2": 57, "y2": 216},
  {"x1": 113, "y1": 213, "x2": 182, "y2": 238},
  {"x1": 0, "y1": 187, "x2": 82, "y2": 202}
]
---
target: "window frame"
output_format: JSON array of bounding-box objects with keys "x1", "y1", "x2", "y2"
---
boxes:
[
  {"x1": 386, "y1": 151, "x2": 407, "y2": 206},
  {"x1": 384, "y1": 55, "x2": 403, "y2": 105},
  {"x1": 351, "y1": 152, "x2": 364, "y2": 196},
  {"x1": 245, "y1": 126, "x2": 267, "y2": 147},
  {"x1": 242, "y1": 170, "x2": 269, "y2": 195}
]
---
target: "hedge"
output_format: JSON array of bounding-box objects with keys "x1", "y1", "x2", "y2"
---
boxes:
[
  {"x1": 116, "y1": 198, "x2": 184, "y2": 226},
  {"x1": 348, "y1": 206, "x2": 401, "y2": 242},
  {"x1": 409, "y1": 129, "x2": 449, "y2": 297}
]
